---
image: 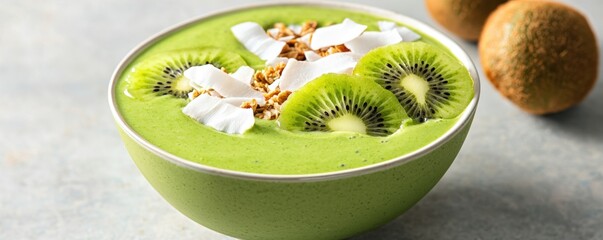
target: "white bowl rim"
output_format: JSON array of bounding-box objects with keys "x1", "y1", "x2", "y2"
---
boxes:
[{"x1": 108, "y1": 0, "x2": 481, "y2": 182}]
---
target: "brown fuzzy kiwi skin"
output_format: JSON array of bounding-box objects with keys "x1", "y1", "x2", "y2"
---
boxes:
[
  {"x1": 479, "y1": 0, "x2": 598, "y2": 114},
  {"x1": 425, "y1": 0, "x2": 507, "y2": 41}
]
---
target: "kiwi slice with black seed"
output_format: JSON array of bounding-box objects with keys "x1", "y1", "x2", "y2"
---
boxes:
[
  {"x1": 278, "y1": 73, "x2": 408, "y2": 136},
  {"x1": 354, "y1": 42, "x2": 473, "y2": 121},
  {"x1": 127, "y1": 48, "x2": 247, "y2": 100}
]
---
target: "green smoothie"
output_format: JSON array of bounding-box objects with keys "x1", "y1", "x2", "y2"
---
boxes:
[{"x1": 115, "y1": 6, "x2": 469, "y2": 174}]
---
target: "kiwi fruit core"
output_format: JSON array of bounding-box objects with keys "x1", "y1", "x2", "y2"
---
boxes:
[
  {"x1": 354, "y1": 42, "x2": 473, "y2": 122},
  {"x1": 327, "y1": 114, "x2": 367, "y2": 134},
  {"x1": 278, "y1": 73, "x2": 408, "y2": 137},
  {"x1": 127, "y1": 48, "x2": 247, "y2": 100}
]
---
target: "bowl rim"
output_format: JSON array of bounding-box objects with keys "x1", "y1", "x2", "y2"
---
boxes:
[{"x1": 108, "y1": 0, "x2": 480, "y2": 182}]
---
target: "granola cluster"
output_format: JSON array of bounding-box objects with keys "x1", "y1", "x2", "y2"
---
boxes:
[
  {"x1": 268, "y1": 21, "x2": 350, "y2": 61},
  {"x1": 251, "y1": 62, "x2": 286, "y2": 92},
  {"x1": 241, "y1": 89, "x2": 292, "y2": 120},
  {"x1": 246, "y1": 62, "x2": 292, "y2": 120},
  {"x1": 317, "y1": 44, "x2": 350, "y2": 57},
  {"x1": 187, "y1": 63, "x2": 291, "y2": 120},
  {"x1": 299, "y1": 21, "x2": 319, "y2": 36},
  {"x1": 270, "y1": 22, "x2": 316, "y2": 39},
  {"x1": 188, "y1": 21, "x2": 351, "y2": 121},
  {"x1": 189, "y1": 88, "x2": 221, "y2": 99},
  {"x1": 271, "y1": 21, "x2": 316, "y2": 60}
]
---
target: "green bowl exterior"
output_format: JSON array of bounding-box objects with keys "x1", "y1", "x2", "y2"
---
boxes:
[{"x1": 117, "y1": 116, "x2": 472, "y2": 240}]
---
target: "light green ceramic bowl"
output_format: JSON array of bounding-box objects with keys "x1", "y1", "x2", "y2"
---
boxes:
[{"x1": 109, "y1": 2, "x2": 480, "y2": 239}]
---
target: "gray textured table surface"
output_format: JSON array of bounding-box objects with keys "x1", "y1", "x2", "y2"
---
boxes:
[{"x1": 1, "y1": 0, "x2": 602, "y2": 239}]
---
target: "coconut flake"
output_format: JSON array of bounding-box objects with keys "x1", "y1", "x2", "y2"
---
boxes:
[
  {"x1": 396, "y1": 27, "x2": 421, "y2": 42},
  {"x1": 231, "y1": 22, "x2": 286, "y2": 60},
  {"x1": 279, "y1": 52, "x2": 361, "y2": 91},
  {"x1": 344, "y1": 30, "x2": 402, "y2": 55},
  {"x1": 298, "y1": 33, "x2": 312, "y2": 46},
  {"x1": 183, "y1": 95, "x2": 255, "y2": 134},
  {"x1": 304, "y1": 51, "x2": 322, "y2": 62},
  {"x1": 265, "y1": 57, "x2": 289, "y2": 67},
  {"x1": 268, "y1": 78, "x2": 281, "y2": 91},
  {"x1": 278, "y1": 35, "x2": 295, "y2": 42},
  {"x1": 377, "y1": 21, "x2": 397, "y2": 32},
  {"x1": 229, "y1": 66, "x2": 255, "y2": 85},
  {"x1": 267, "y1": 28, "x2": 280, "y2": 38},
  {"x1": 377, "y1": 21, "x2": 421, "y2": 42},
  {"x1": 310, "y1": 18, "x2": 367, "y2": 50},
  {"x1": 184, "y1": 65, "x2": 264, "y2": 99},
  {"x1": 288, "y1": 24, "x2": 302, "y2": 35}
]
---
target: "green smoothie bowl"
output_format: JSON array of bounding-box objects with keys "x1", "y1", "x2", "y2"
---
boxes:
[{"x1": 109, "y1": 1, "x2": 480, "y2": 239}]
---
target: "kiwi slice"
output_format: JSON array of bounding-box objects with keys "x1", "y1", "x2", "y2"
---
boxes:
[
  {"x1": 126, "y1": 48, "x2": 247, "y2": 100},
  {"x1": 354, "y1": 42, "x2": 473, "y2": 121},
  {"x1": 278, "y1": 73, "x2": 408, "y2": 136}
]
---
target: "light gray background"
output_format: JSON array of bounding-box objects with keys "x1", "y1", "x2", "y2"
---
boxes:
[{"x1": 1, "y1": 0, "x2": 602, "y2": 239}]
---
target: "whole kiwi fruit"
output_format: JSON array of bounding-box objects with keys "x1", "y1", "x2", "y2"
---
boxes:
[
  {"x1": 425, "y1": 0, "x2": 507, "y2": 41},
  {"x1": 479, "y1": 0, "x2": 598, "y2": 114}
]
